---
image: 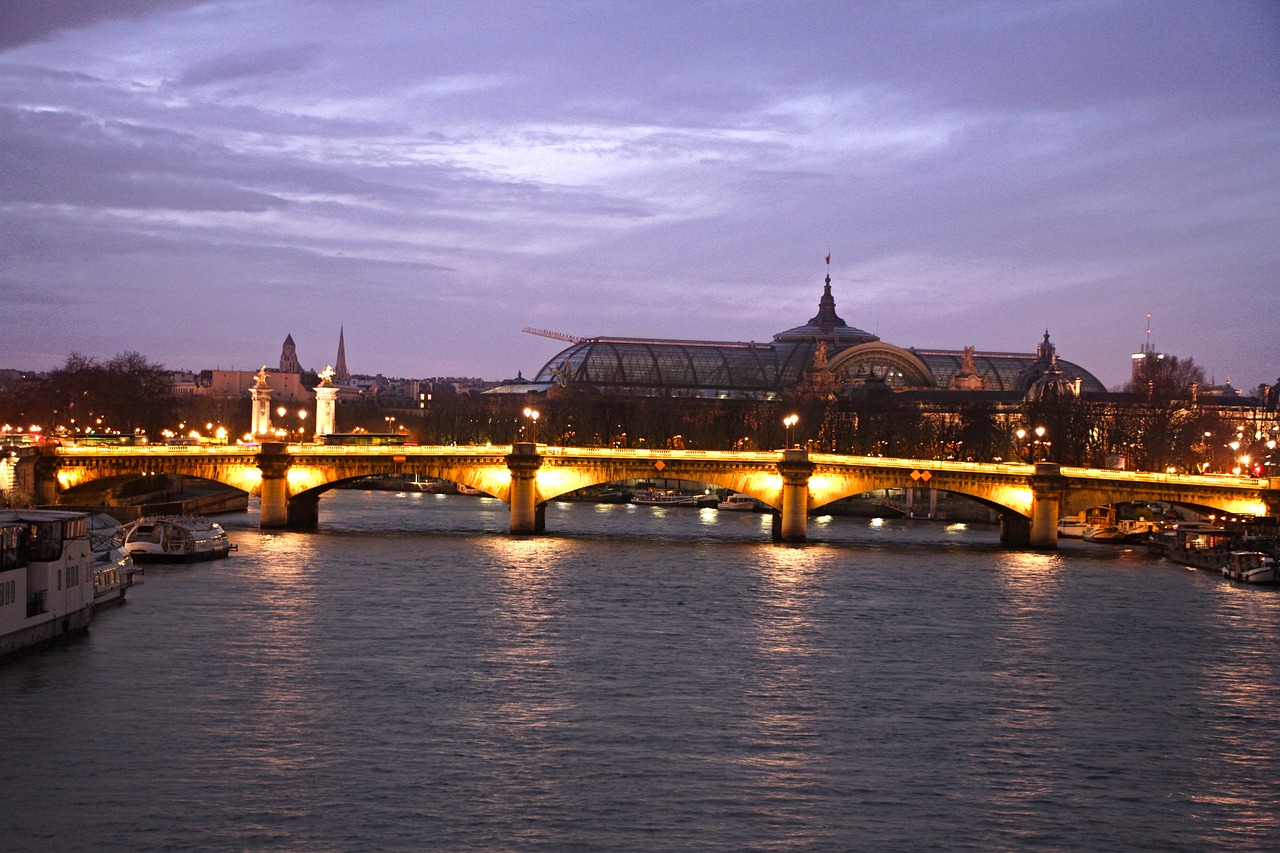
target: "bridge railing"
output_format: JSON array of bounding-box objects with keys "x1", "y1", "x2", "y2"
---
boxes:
[
  {"x1": 287, "y1": 443, "x2": 512, "y2": 457},
  {"x1": 54, "y1": 445, "x2": 260, "y2": 456},
  {"x1": 46, "y1": 444, "x2": 1277, "y2": 490},
  {"x1": 808, "y1": 453, "x2": 1036, "y2": 476},
  {"x1": 1055, "y1": 466, "x2": 1272, "y2": 489}
]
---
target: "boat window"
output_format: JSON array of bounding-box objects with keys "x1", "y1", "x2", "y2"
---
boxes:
[
  {"x1": 0, "y1": 524, "x2": 23, "y2": 570},
  {"x1": 21, "y1": 521, "x2": 63, "y2": 563}
]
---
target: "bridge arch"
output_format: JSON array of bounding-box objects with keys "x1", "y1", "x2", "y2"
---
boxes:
[
  {"x1": 49, "y1": 452, "x2": 264, "y2": 497},
  {"x1": 39, "y1": 445, "x2": 1278, "y2": 548}
]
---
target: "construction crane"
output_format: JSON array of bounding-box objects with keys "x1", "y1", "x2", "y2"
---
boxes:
[{"x1": 522, "y1": 327, "x2": 586, "y2": 344}]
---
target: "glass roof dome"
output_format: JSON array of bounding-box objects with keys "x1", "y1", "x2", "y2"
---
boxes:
[{"x1": 523, "y1": 276, "x2": 1107, "y2": 398}]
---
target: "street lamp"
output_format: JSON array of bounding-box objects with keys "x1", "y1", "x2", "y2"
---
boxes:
[
  {"x1": 783, "y1": 413, "x2": 799, "y2": 449},
  {"x1": 523, "y1": 407, "x2": 540, "y2": 443}
]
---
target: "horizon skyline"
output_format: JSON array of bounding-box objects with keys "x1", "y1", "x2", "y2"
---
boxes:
[
  {"x1": 7, "y1": 306, "x2": 1264, "y2": 397},
  {"x1": 2, "y1": 1, "x2": 1276, "y2": 391}
]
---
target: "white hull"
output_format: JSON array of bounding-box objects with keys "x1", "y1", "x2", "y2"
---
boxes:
[
  {"x1": 1, "y1": 510, "x2": 96, "y2": 661},
  {"x1": 1223, "y1": 552, "x2": 1277, "y2": 584},
  {"x1": 90, "y1": 513, "x2": 135, "y2": 608},
  {"x1": 631, "y1": 491, "x2": 699, "y2": 507},
  {"x1": 1058, "y1": 520, "x2": 1088, "y2": 538},
  {"x1": 125, "y1": 516, "x2": 233, "y2": 562}
]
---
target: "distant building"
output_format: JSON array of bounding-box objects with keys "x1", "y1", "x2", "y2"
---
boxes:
[
  {"x1": 493, "y1": 273, "x2": 1107, "y2": 400},
  {"x1": 279, "y1": 334, "x2": 302, "y2": 374},
  {"x1": 201, "y1": 369, "x2": 311, "y2": 401},
  {"x1": 1131, "y1": 315, "x2": 1164, "y2": 384}
]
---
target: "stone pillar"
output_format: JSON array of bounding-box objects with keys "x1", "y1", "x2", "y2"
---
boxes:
[
  {"x1": 32, "y1": 451, "x2": 58, "y2": 507},
  {"x1": 776, "y1": 448, "x2": 814, "y2": 543},
  {"x1": 506, "y1": 441, "x2": 543, "y2": 534},
  {"x1": 257, "y1": 443, "x2": 291, "y2": 528},
  {"x1": 1263, "y1": 480, "x2": 1280, "y2": 520},
  {"x1": 314, "y1": 383, "x2": 339, "y2": 440},
  {"x1": 249, "y1": 367, "x2": 274, "y2": 438},
  {"x1": 1028, "y1": 462, "x2": 1067, "y2": 550}
]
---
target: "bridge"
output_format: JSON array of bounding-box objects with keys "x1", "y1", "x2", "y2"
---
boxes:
[{"x1": 20, "y1": 442, "x2": 1277, "y2": 548}]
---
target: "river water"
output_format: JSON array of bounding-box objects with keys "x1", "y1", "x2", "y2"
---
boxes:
[{"x1": 2, "y1": 490, "x2": 1278, "y2": 852}]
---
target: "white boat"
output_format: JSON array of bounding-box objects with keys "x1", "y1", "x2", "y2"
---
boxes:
[
  {"x1": 1058, "y1": 517, "x2": 1089, "y2": 538},
  {"x1": 1118, "y1": 518, "x2": 1161, "y2": 542},
  {"x1": 1081, "y1": 507, "x2": 1130, "y2": 544},
  {"x1": 1222, "y1": 551, "x2": 1277, "y2": 584},
  {"x1": 718, "y1": 493, "x2": 760, "y2": 511},
  {"x1": 0, "y1": 509, "x2": 96, "y2": 661},
  {"x1": 89, "y1": 513, "x2": 139, "y2": 608},
  {"x1": 455, "y1": 484, "x2": 487, "y2": 496},
  {"x1": 631, "y1": 490, "x2": 699, "y2": 507},
  {"x1": 124, "y1": 516, "x2": 234, "y2": 562}
]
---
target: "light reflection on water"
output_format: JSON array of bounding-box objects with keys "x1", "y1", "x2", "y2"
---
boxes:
[{"x1": 1, "y1": 490, "x2": 1278, "y2": 852}]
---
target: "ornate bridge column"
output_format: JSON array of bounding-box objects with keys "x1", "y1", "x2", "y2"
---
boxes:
[
  {"x1": 249, "y1": 367, "x2": 274, "y2": 438},
  {"x1": 507, "y1": 442, "x2": 544, "y2": 534},
  {"x1": 776, "y1": 448, "x2": 814, "y2": 543},
  {"x1": 313, "y1": 373, "x2": 339, "y2": 439},
  {"x1": 1028, "y1": 462, "x2": 1067, "y2": 550},
  {"x1": 257, "y1": 443, "x2": 292, "y2": 528}
]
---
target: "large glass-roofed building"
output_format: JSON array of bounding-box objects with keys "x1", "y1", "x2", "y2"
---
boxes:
[{"x1": 506, "y1": 275, "x2": 1107, "y2": 400}]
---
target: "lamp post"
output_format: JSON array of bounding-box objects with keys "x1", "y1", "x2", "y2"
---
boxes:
[
  {"x1": 1033, "y1": 425, "x2": 1047, "y2": 462},
  {"x1": 1014, "y1": 428, "x2": 1027, "y2": 462},
  {"x1": 784, "y1": 413, "x2": 798, "y2": 449},
  {"x1": 523, "y1": 407, "x2": 540, "y2": 444},
  {"x1": 298, "y1": 409, "x2": 308, "y2": 441}
]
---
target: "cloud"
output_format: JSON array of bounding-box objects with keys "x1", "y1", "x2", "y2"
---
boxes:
[
  {"x1": 0, "y1": 0, "x2": 1275, "y2": 390},
  {"x1": 179, "y1": 44, "x2": 320, "y2": 87},
  {"x1": 0, "y1": 0, "x2": 209, "y2": 50}
]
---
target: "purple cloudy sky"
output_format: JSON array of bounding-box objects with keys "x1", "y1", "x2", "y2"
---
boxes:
[{"x1": 1, "y1": 0, "x2": 1277, "y2": 390}]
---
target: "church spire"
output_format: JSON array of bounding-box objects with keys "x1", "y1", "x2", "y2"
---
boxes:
[
  {"x1": 279, "y1": 333, "x2": 301, "y2": 374},
  {"x1": 335, "y1": 326, "x2": 350, "y2": 383}
]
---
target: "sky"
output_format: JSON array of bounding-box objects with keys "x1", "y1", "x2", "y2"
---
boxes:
[{"x1": 1, "y1": 0, "x2": 1277, "y2": 391}]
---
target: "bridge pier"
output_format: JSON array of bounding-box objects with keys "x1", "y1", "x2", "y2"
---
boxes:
[
  {"x1": 775, "y1": 449, "x2": 814, "y2": 543},
  {"x1": 32, "y1": 453, "x2": 58, "y2": 506},
  {"x1": 258, "y1": 443, "x2": 291, "y2": 528},
  {"x1": 1028, "y1": 462, "x2": 1066, "y2": 550},
  {"x1": 507, "y1": 442, "x2": 544, "y2": 534},
  {"x1": 1265, "y1": 490, "x2": 1280, "y2": 520}
]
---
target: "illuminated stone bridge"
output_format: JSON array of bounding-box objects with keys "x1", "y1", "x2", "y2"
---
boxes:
[{"x1": 34, "y1": 442, "x2": 1280, "y2": 548}]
